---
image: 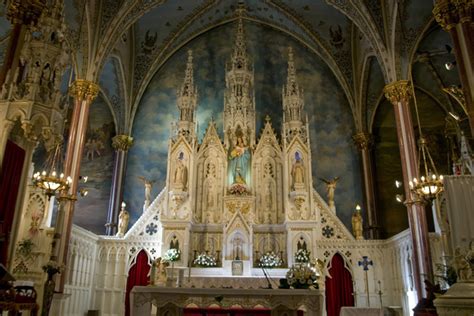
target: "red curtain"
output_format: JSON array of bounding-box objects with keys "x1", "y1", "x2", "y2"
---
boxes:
[
  {"x1": 125, "y1": 250, "x2": 150, "y2": 316},
  {"x1": 325, "y1": 253, "x2": 354, "y2": 316},
  {"x1": 0, "y1": 140, "x2": 25, "y2": 265}
]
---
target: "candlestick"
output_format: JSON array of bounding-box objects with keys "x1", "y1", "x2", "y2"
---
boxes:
[{"x1": 378, "y1": 280, "x2": 383, "y2": 307}]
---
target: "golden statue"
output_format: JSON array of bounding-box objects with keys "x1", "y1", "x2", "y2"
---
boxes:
[{"x1": 351, "y1": 205, "x2": 364, "y2": 240}]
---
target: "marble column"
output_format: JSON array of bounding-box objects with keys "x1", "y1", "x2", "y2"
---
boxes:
[
  {"x1": 51, "y1": 79, "x2": 99, "y2": 292},
  {"x1": 433, "y1": 0, "x2": 474, "y2": 136},
  {"x1": 0, "y1": 1, "x2": 45, "y2": 87},
  {"x1": 352, "y1": 132, "x2": 380, "y2": 239},
  {"x1": 383, "y1": 80, "x2": 433, "y2": 300},
  {"x1": 105, "y1": 134, "x2": 133, "y2": 236}
]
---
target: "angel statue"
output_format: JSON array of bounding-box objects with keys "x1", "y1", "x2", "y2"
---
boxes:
[
  {"x1": 319, "y1": 177, "x2": 339, "y2": 211},
  {"x1": 138, "y1": 176, "x2": 156, "y2": 209}
]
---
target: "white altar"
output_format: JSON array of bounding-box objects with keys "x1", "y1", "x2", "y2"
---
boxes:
[{"x1": 130, "y1": 286, "x2": 324, "y2": 316}]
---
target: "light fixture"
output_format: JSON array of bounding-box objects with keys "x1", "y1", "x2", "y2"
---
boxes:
[
  {"x1": 396, "y1": 194, "x2": 404, "y2": 203},
  {"x1": 407, "y1": 81, "x2": 444, "y2": 201},
  {"x1": 395, "y1": 180, "x2": 402, "y2": 189},
  {"x1": 33, "y1": 143, "x2": 71, "y2": 199},
  {"x1": 448, "y1": 111, "x2": 460, "y2": 121},
  {"x1": 445, "y1": 60, "x2": 456, "y2": 70},
  {"x1": 79, "y1": 188, "x2": 88, "y2": 197},
  {"x1": 355, "y1": 204, "x2": 361, "y2": 211}
]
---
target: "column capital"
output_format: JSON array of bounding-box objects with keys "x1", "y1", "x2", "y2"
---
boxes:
[
  {"x1": 433, "y1": 0, "x2": 473, "y2": 31},
  {"x1": 6, "y1": 0, "x2": 45, "y2": 25},
  {"x1": 112, "y1": 134, "x2": 134, "y2": 151},
  {"x1": 383, "y1": 80, "x2": 412, "y2": 105},
  {"x1": 69, "y1": 80, "x2": 100, "y2": 102},
  {"x1": 352, "y1": 132, "x2": 374, "y2": 150}
]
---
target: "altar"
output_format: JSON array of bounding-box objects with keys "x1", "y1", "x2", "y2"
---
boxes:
[{"x1": 130, "y1": 286, "x2": 323, "y2": 316}]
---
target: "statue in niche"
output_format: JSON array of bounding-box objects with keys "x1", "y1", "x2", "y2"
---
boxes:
[
  {"x1": 116, "y1": 203, "x2": 130, "y2": 237},
  {"x1": 204, "y1": 163, "x2": 217, "y2": 211},
  {"x1": 320, "y1": 177, "x2": 339, "y2": 209},
  {"x1": 297, "y1": 236, "x2": 307, "y2": 251},
  {"x1": 173, "y1": 152, "x2": 188, "y2": 191},
  {"x1": 170, "y1": 235, "x2": 180, "y2": 251},
  {"x1": 291, "y1": 152, "x2": 305, "y2": 190},
  {"x1": 351, "y1": 206, "x2": 364, "y2": 240},
  {"x1": 138, "y1": 176, "x2": 155, "y2": 206},
  {"x1": 232, "y1": 235, "x2": 244, "y2": 260},
  {"x1": 263, "y1": 181, "x2": 273, "y2": 223},
  {"x1": 228, "y1": 127, "x2": 251, "y2": 187}
]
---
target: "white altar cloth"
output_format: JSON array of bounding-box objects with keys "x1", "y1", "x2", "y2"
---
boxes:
[{"x1": 130, "y1": 286, "x2": 324, "y2": 316}]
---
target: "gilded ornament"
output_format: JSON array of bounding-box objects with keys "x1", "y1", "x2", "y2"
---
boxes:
[
  {"x1": 383, "y1": 80, "x2": 412, "y2": 105},
  {"x1": 433, "y1": 0, "x2": 473, "y2": 31},
  {"x1": 112, "y1": 135, "x2": 134, "y2": 151},
  {"x1": 69, "y1": 80, "x2": 100, "y2": 101},
  {"x1": 352, "y1": 132, "x2": 373, "y2": 151}
]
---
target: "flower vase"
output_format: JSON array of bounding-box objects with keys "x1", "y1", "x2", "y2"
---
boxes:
[{"x1": 41, "y1": 273, "x2": 55, "y2": 316}]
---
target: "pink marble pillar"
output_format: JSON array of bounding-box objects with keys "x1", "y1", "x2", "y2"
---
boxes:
[
  {"x1": 52, "y1": 80, "x2": 99, "y2": 292},
  {"x1": 384, "y1": 80, "x2": 433, "y2": 300}
]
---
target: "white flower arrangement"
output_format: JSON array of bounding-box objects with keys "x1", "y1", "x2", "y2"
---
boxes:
[
  {"x1": 163, "y1": 248, "x2": 181, "y2": 262},
  {"x1": 193, "y1": 253, "x2": 217, "y2": 267},
  {"x1": 294, "y1": 248, "x2": 311, "y2": 263},
  {"x1": 258, "y1": 251, "x2": 283, "y2": 268},
  {"x1": 286, "y1": 263, "x2": 319, "y2": 289}
]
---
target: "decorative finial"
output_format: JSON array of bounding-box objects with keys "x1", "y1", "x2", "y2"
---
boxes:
[
  {"x1": 265, "y1": 115, "x2": 271, "y2": 123},
  {"x1": 287, "y1": 46, "x2": 297, "y2": 88}
]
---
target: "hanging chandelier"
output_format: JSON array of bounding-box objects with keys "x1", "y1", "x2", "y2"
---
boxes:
[
  {"x1": 407, "y1": 82, "x2": 444, "y2": 201},
  {"x1": 33, "y1": 142, "x2": 71, "y2": 199},
  {"x1": 409, "y1": 137, "x2": 444, "y2": 200}
]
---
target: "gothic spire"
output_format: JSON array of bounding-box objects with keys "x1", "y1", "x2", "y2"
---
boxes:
[
  {"x1": 176, "y1": 50, "x2": 197, "y2": 139},
  {"x1": 229, "y1": 18, "x2": 250, "y2": 72},
  {"x1": 223, "y1": 17, "x2": 256, "y2": 148},
  {"x1": 283, "y1": 47, "x2": 304, "y2": 123}
]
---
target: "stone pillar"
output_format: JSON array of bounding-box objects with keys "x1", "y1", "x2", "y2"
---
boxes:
[
  {"x1": 433, "y1": 0, "x2": 474, "y2": 136},
  {"x1": 352, "y1": 132, "x2": 380, "y2": 239},
  {"x1": 0, "y1": 1, "x2": 45, "y2": 87},
  {"x1": 383, "y1": 80, "x2": 433, "y2": 300},
  {"x1": 105, "y1": 134, "x2": 133, "y2": 235},
  {"x1": 0, "y1": 119, "x2": 15, "y2": 169},
  {"x1": 51, "y1": 79, "x2": 99, "y2": 291}
]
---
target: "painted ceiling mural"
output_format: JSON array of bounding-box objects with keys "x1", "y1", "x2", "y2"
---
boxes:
[{"x1": 123, "y1": 20, "x2": 363, "y2": 230}]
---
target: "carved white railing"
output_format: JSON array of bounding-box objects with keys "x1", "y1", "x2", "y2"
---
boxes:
[{"x1": 61, "y1": 225, "x2": 99, "y2": 316}]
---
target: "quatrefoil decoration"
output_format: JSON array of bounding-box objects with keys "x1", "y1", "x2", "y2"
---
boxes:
[
  {"x1": 145, "y1": 223, "x2": 158, "y2": 235},
  {"x1": 322, "y1": 225, "x2": 334, "y2": 238}
]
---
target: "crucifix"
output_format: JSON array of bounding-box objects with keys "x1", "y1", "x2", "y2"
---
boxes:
[{"x1": 358, "y1": 256, "x2": 373, "y2": 307}]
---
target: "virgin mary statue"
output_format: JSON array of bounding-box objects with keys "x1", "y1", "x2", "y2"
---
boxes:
[{"x1": 228, "y1": 129, "x2": 251, "y2": 187}]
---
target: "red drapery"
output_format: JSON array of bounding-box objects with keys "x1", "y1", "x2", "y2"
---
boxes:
[
  {"x1": 125, "y1": 250, "x2": 150, "y2": 316},
  {"x1": 0, "y1": 140, "x2": 25, "y2": 265},
  {"x1": 325, "y1": 253, "x2": 354, "y2": 316}
]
